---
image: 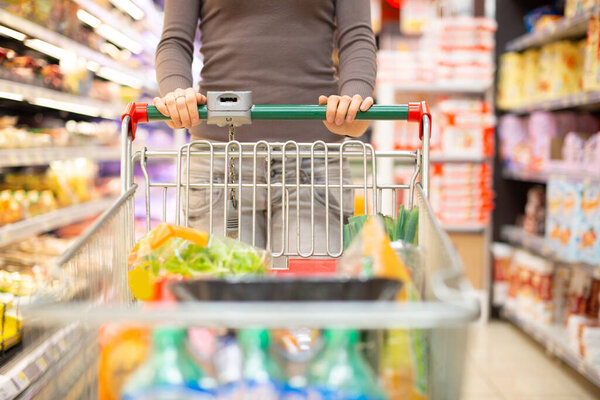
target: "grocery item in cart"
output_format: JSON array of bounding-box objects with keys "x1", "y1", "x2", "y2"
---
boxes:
[
  {"x1": 121, "y1": 326, "x2": 218, "y2": 399},
  {"x1": 127, "y1": 224, "x2": 271, "y2": 300},
  {"x1": 305, "y1": 329, "x2": 385, "y2": 400}
]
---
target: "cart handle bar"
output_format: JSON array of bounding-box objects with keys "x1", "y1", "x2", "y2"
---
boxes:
[{"x1": 122, "y1": 101, "x2": 431, "y2": 141}]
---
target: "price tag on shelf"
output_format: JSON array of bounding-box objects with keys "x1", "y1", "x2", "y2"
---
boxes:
[
  {"x1": 0, "y1": 376, "x2": 18, "y2": 400},
  {"x1": 11, "y1": 372, "x2": 29, "y2": 391},
  {"x1": 35, "y1": 357, "x2": 47, "y2": 372}
]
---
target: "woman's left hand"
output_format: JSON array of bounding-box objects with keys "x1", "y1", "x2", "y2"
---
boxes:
[{"x1": 318, "y1": 94, "x2": 374, "y2": 137}]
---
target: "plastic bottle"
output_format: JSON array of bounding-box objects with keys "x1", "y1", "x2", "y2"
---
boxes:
[
  {"x1": 120, "y1": 326, "x2": 217, "y2": 400},
  {"x1": 236, "y1": 329, "x2": 279, "y2": 399},
  {"x1": 306, "y1": 329, "x2": 386, "y2": 400}
]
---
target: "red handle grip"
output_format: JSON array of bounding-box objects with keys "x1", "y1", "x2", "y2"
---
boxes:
[{"x1": 407, "y1": 101, "x2": 431, "y2": 140}]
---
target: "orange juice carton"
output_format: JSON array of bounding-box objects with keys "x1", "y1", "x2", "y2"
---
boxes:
[
  {"x1": 580, "y1": 184, "x2": 600, "y2": 263},
  {"x1": 557, "y1": 181, "x2": 585, "y2": 262}
]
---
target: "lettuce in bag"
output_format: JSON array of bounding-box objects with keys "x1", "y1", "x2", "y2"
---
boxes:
[{"x1": 128, "y1": 224, "x2": 271, "y2": 300}]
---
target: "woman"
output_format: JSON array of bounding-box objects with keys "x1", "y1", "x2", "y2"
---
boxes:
[{"x1": 153, "y1": 0, "x2": 377, "y2": 258}]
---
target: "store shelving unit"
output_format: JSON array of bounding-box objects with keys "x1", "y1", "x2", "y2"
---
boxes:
[
  {"x1": 384, "y1": 81, "x2": 492, "y2": 94},
  {"x1": 0, "y1": 146, "x2": 120, "y2": 168},
  {"x1": 503, "y1": 306, "x2": 600, "y2": 387},
  {"x1": 506, "y1": 6, "x2": 596, "y2": 52},
  {"x1": 501, "y1": 225, "x2": 598, "y2": 275},
  {"x1": 502, "y1": 91, "x2": 600, "y2": 114},
  {"x1": 0, "y1": 325, "x2": 82, "y2": 400},
  {"x1": 502, "y1": 166, "x2": 600, "y2": 184},
  {"x1": 0, "y1": 9, "x2": 156, "y2": 93},
  {"x1": 0, "y1": 197, "x2": 117, "y2": 247},
  {"x1": 0, "y1": 79, "x2": 123, "y2": 119}
]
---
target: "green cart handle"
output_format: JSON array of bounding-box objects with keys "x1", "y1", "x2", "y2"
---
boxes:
[{"x1": 121, "y1": 101, "x2": 430, "y2": 141}]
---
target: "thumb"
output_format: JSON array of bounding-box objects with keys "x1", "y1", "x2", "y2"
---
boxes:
[
  {"x1": 318, "y1": 95, "x2": 328, "y2": 105},
  {"x1": 196, "y1": 92, "x2": 206, "y2": 104}
]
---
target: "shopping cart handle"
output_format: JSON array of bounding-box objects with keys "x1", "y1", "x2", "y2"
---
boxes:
[{"x1": 121, "y1": 101, "x2": 430, "y2": 140}]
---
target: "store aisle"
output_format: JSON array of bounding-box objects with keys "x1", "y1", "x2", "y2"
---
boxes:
[{"x1": 462, "y1": 321, "x2": 600, "y2": 400}]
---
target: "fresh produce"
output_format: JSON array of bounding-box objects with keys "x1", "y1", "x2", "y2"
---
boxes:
[
  {"x1": 128, "y1": 224, "x2": 271, "y2": 300},
  {"x1": 343, "y1": 206, "x2": 419, "y2": 249}
]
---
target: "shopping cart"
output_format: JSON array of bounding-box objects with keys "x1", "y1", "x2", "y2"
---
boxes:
[{"x1": 20, "y1": 92, "x2": 479, "y2": 400}]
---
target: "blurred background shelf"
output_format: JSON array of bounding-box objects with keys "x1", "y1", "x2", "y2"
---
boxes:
[
  {"x1": 506, "y1": 7, "x2": 596, "y2": 52},
  {"x1": 502, "y1": 167, "x2": 600, "y2": 184},
  {"x1": 501, "y1": 225, "x2": 598, "y2": 275},
  {"x1": 0, "y1": 197, "x2": 117, "y2": 247},
  {"x1": 503, "y1": 306, "x2": 600, "y2": 388},
  {"x1": 0, "y1": 9, "x2": 156, "y2": 92},
  {"x1": 0, "y1": 146, "x2": 120, "y2": 167},
  {"x1": 383, "y1": 81, "x2": 492, "y2": 94},
  {"x1": 0, "y1": 79, "x2": 122, "y2": 119},
  {"x1": 501, "y1": 91, "x2": 600, "y2": 114},
  {"x1": 0, "y1": 325, "x2": 81, "y2": 400}
]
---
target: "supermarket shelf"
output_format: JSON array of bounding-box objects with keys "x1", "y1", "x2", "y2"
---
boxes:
[
  {"x1": 73, "y1": 0, "x2": 156, "y2": 58},
  {"x1": 442, "y1": 224, "x2": 487, "y2": 233},
  {"x1": 0, "y1": 324, "x2": 81, "y2": 400},
  {"x1": 0, "y1": 79, "x2": 122, "y2": 119},
  {"x1": 0, "y1": 197, "x2": 117, "y2": 247},
  {"x1": 502, "y1": 91, "x2": 600, "y2": 114},
  {"x1": 503, "y1": 306, "x2": 600, "y2": 388},
  {"x1": 506, "y1": 7, "x2": 595, "y2": 52},
  {"x1": 388, "y1": 81, "x2": 492, "y2": 94},
  {"x1": 430, "y1": 156, "x2": 493, "y2": 164},
  {"x1": 501, "y1": 225, "x2": 598, "y2": 275},
  {"x1": 0, "y1": 9, "x2": 156, "y2": 92},
  {"x1": 0, "y1": 146, "x2": 120, "y2": 167},
  {"x1": 503, "y1": 167, "x2": 600, "y2": 184},
  {"x1": 502, "y1": 168, "x2": 549, "y2": 184}
]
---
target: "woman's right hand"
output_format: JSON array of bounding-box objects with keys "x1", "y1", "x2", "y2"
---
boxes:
[{"x1": 153, "y1": 88, "x2": 206, "y2": 130}]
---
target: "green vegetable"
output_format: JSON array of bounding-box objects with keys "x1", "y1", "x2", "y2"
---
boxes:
[
  {"x1": 405, "y1": 208, "x2": 419, "y2": 245},
  {"x1": 342, "y1": 206, "x2": 419, "y2": 247},
  {"x1": 149, "y1": 236, "x2": 268, "y2": 278}
]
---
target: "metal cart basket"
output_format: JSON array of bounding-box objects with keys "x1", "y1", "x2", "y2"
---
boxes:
[{"x1": 20, "y1": 94, "x2": 479, "y2": 400}]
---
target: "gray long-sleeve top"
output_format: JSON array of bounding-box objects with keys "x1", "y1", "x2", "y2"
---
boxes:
[{"x1": 155, "y1": 0, "x2": 377, "y2": 142}]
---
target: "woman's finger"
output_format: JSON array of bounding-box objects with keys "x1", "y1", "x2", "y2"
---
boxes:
[
  {"x1": 174, "y1": 89, "x2": 191, "y2": 129},
  {"x1": 318, "y1": 95, "x2": 328, "y2": 105},
  {"x1": 196, "y1": 92, "x2": 207, "y2": 105},
  {"x1": 185, "y1": 88, "x2": 199, "y2": 126},
  {"x1": 165, "y1": 92, "x2": 182, "y2": 128},
  {"x1": 346, "y1": 95, "x2": 363, "y2": 122},
  {"x1": 326, "y1": 96, "x2": 339, "y2": 124},
  {"x1": 335, "y1": 96, "x2": 352, "y2": 125},
  {"x1": 153, "y1": 97, "x2": 170, "y2": 117},
  {"x1": 360, "y1": 96, "x2": 374, "y2": 111}
]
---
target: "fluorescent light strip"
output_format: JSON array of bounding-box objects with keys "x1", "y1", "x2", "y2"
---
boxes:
[
  {"x1": 95, "y1": 24, "x2": 143, "y2": 54},
  {"x1": 76, "y1": 9, "x2": 101, "y2": 28},
  {"x1": 0, "y1": 91, "x2": 24, "y2": 101},
  {"x1": 32, "y1": 97, "x2": 100, "y2": 117},
  {"x1": 96, "y1": 66, "x2": 142, "y2": 89},
  {"x1": 109, "y1": 0, "x2": 145, "y2": 21},
  {"x1": 0, "y1": 25, "x2": 26, "y2": 41},
  {"x1": 24, "y1": 38, "x2": 70, "y2": 60}
]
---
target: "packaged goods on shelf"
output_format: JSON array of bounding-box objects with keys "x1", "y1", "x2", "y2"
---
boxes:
[
  {"x1": 377, "y1": 17, "x2": 495, "y2": 87},
  {"x1": 498, "y1": 112, "x2": 599, "y2": 174},
  {"x1": 545, "y1": 178, "x2": 600, "y2": 264},
  {"x1": 522, "y1": 186, "x2": 546, "y2": 236},
  {"x1": 491, "y1": 242, "x2": 513, "y2": 306},
  {"x1": 394, "y1": 98, "x2": 494, "y2": 159},
  {"x1": 396, "y1": 163, "x2": 493, "y2": 226},
  {"x1": 565, "y1": 0, "x2": 600, "y2": 18},
  {"x1": 505, "y1": 249, "x2": 555, "y2": 324}
]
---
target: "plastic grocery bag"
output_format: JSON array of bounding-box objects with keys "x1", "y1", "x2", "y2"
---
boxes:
[
  {"x1": 338, "y1": 217, "x2": 428, "y2": 398},
  {"x1": 128, "y1": 224, "x2": 271, "y2": 300}
]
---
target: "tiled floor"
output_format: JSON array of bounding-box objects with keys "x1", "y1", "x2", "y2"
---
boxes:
[{"x1": 461, "y1": 321, "x2": 600, "y2": 400}]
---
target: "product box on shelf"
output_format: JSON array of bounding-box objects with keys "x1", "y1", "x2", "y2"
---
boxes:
[{"x1": 580, "y1": 184, "x2": 600, "y2": 263}]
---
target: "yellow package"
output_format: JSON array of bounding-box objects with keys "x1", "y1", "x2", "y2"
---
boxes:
[
  {"x1": 538, "y1": 43, "x2": 557, "y2": 101},
  {"x1": 585, "y1": 10, "x2": 600, "y2": 91},
  {"x1": 497, "y1": 52, "x2": 524, "y2": 109},
  {"x1": 553, "y1": 41, "x2": 580, "y2": 97},
  {"x1": 128, "y1": 223, "x2": 271, "y2": 300},
  {"x1": 522, "y1": 49, "x2": 540, "y2": 104},
  {"x1": 565, "y1": 0, "x2": 584, "y2": 18}
]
